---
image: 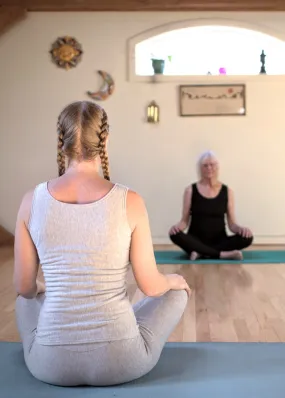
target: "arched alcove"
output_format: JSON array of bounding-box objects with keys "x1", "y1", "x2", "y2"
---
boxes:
[{"x1": 128, "y1": 19, "x2": 285, "y2": 80}]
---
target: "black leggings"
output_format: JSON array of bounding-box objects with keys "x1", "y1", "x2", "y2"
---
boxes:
[{"x1": 169, "y1": 231, "x2": 253, "y2": 259}]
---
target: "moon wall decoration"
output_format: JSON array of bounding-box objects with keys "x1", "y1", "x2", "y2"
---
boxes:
[{"x1": 87, "y1": 70, "x2": 115, "y2": 101}]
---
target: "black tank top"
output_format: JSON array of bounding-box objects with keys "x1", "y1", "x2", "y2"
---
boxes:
[{"x1": 188, "y1": 183, "x2": 228, "y2": 243}]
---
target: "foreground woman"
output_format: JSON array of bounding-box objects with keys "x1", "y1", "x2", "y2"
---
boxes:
[
  {"x1": 14, "y1": 101, "x2": 190, "y2": 387},
  {"x1": 169, "y1": 151, "x2": 253, "y2": 260}
]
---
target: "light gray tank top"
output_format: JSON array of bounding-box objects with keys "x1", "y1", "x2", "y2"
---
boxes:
[{"x1": 29, "y1": 182, "x2": 139, "y2": 346}]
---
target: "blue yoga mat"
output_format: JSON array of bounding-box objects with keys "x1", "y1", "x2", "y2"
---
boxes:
[
  {"x1": 154, "y1": 250, "x2": 285, "y2": 264},
  {"x1": 1, "y1": 341, "x2": 285, "y2": 397}
]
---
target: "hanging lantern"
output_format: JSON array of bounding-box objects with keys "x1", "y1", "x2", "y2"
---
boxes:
[{"x1": 147, "y1": 101, "x2": 159, "y2": 124}]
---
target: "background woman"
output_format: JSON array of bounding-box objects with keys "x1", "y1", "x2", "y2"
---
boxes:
[{"x1": 169, "y1": 151, "x2": 253, "y2": 260}]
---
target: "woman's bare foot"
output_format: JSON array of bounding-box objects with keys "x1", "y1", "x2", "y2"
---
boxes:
[
  {"x1": 220, "y1": 250, "x2": 243, "y2": 260},
  {"x1": 190, "y1": 251, "x2": 201, "y2": 261}
]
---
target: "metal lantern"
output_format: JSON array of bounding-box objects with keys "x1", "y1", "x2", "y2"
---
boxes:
[{"x1": 147, "y1": 101, "x2": 159, "y2": 124}]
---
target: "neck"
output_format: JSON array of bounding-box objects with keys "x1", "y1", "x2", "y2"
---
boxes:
[
  {"x1": 200, "y1": 177, "x2": 218, "y2": 187},
  {"x1": 66, "y1": 159, "x2": 100, "y2": 175}
]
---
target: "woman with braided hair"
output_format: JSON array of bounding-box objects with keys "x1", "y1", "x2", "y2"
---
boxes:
[{"x1": 13, "y1": 101, "x2": 189, "y2": 387}]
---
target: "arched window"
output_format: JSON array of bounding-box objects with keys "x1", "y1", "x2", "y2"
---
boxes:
[{"x1": 134, "y1": 25, "x2": 285, "y2": 76}]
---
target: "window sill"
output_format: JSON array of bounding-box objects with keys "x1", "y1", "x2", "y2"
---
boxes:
[{"x1": 130, "y1": 74, "x2": 285, "y2": 83}]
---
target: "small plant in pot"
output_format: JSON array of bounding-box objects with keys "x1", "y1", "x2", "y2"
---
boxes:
[{"x1": 151, "y1": 54, "x2": 172, "y2": 75}]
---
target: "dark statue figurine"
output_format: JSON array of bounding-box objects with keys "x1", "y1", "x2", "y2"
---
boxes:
[{"x1": 260, "y1": 50, "x2": 266, "y2": 74}]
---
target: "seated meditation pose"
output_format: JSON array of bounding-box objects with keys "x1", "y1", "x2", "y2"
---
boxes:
[
  {"x1": 14, "y1": 101, "x2": 190, "y2": 387},
  {"x1": 169, "y1": 151, "x2": 253, "y2": 260}
]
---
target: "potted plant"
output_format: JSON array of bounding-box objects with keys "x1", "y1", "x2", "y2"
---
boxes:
[{"x1": 151, "y1": 54, "x2": 172, "y2": 75}]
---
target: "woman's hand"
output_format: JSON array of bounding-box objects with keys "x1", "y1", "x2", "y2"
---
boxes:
[
  {"x1": 237, "y1": 226, "x2": 253, "y2": 238},
  {"x1": 169, "y1": 221, "x2": 187, "y2": 235},
  {"x1": 166, "y1": 274, "x2": 191, "y2": 297}
]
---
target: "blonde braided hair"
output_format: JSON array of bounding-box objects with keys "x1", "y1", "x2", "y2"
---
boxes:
[
  {"x1": 57, "y1": 118, "x2": 66, "y2": 177},
  {"x1": 56, "y1": 101, "x2": 110, "y2": 179},
  {"x1": 98, "y1": 109, "x2": 110, "y2": 181}
]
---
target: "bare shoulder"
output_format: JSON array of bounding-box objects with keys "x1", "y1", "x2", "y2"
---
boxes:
[
  {"x1": 227, "y1": 186, "x2": 234, "y2": 196},
  {"x1": 226, "y1": 186, "x2": 235, "y2": 205},
  {"x1": 17, "y1": 187, "x2": 37, "y2": 226},
  {"x1": 126, "y1": 190, "x2": 148, "y2": 232},
  {"x1": 184, "y1": 184, "x2": 193, "y2": 196},
  {"x1": 126, "y1": 190, "x2": 147, "y2": 212}
]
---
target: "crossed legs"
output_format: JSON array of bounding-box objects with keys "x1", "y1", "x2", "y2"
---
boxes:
[
  {"x1": 170, "y1": 231, "x2": 253, "y2": 260},
  {"x1": 15, "y1": 290, "x2": 188, "y2": 386}
]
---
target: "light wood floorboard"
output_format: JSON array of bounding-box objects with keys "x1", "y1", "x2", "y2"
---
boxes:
[{"x1": 1, "y1": 244, "x2": 285, "y2": 343}]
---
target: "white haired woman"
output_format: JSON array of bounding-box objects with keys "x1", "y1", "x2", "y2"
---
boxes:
[{"x1": 169, "y1": 151, "x2": 253, "y2": 260}]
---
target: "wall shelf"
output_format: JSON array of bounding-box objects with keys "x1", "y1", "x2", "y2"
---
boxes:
[{"x1": 129, "y1": 74, "x2": 285, "y2": 84}]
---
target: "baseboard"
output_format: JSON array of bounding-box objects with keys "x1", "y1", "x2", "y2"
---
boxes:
[
  {"x1": 253, "y1": 236, "x2": 285, "y2": 245},
  {"x1": 153, "y1": 236, "x2": 285, "y2": 246},
  {"x1": 0, "y1": 225, "x2": 14, "y2": 247}
]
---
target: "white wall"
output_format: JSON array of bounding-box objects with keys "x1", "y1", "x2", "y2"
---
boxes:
[{"x1": 0, "y1": 11, "x2": 285, "y2": 244}]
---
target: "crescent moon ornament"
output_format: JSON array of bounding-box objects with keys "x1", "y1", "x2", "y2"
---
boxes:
[{"x1": 87, "y1": 70, "x2": 115, "y2": 101}]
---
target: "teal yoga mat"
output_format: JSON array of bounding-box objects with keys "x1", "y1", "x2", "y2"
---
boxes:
[
  {"x1": 154, "y1": 250, "x2": 285, "y2": 264},
  {"x1": 1, "y1": 341, "x2": 285, "y2": 397}
]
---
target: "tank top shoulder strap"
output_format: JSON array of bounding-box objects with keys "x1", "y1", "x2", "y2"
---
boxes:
[
  {"x1": 220, "y1": 184, "x2": 229, "y2": 203},
  {"x1": 191, "y1": 182, "x2": 199, "y2": 198},
  {"x1": 189, "y1": 183, "x2": 199, "y2": 212},
  {"x1": 35, "y1": 181, "x2": 50, "y2": 196},
  {"x1": 28, "y1": 182, "x2": 51, "y2": 227},
  {"x1": 114, "y1": 183, "x2": 128, "y2": 193},
  {"x1": 111, "y1": 183, "x2": 129, "y2": 211},
  {"x1": 191, "y1": 182, "x2": 198, "y2": 193},
  {"x1": 32, "y1": 182, "x2": 52, "y2": 207},
  {"x1": 31, "y1": 181, "x2": 50, "y2": 207}
]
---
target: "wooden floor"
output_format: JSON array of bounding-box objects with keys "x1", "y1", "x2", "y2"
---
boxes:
[{"x1": 1, "y1": 243, "x2": 285, "y2": 343}]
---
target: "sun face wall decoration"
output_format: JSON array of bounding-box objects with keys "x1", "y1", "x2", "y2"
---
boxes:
[{"x1": 50, "y1": 36, "x2": 83, "y2": 70}]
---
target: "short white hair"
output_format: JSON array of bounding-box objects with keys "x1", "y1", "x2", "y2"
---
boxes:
[{"x1": 197, "y1": 151, "x2": 218, "y2": 176}]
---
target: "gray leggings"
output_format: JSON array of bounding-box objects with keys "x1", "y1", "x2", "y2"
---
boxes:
[{"x1": 16, "y1": 290, "x2": 188, "y2": 387}]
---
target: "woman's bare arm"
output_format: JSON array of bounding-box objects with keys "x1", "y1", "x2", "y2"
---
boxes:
[
  {"x1": 169, "y1": 185, "x2": 192, "y2": 235},
  {"x1": 127, "y1": 191, "x2": 190, "y2": 297},
  {"x1": 226, "y1": 188, "x2": 252, "y2": 238},
  {"x1": 13, "y1": 190, "x2": 44, "y2": 298}
]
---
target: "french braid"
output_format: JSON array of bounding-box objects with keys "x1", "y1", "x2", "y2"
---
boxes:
[
  {"x1": 57, "y1": 118, "x2": 65, "y2": 176},
  {"x1": 98, "y1": 109, "x2": 110, "y2": 181}
]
